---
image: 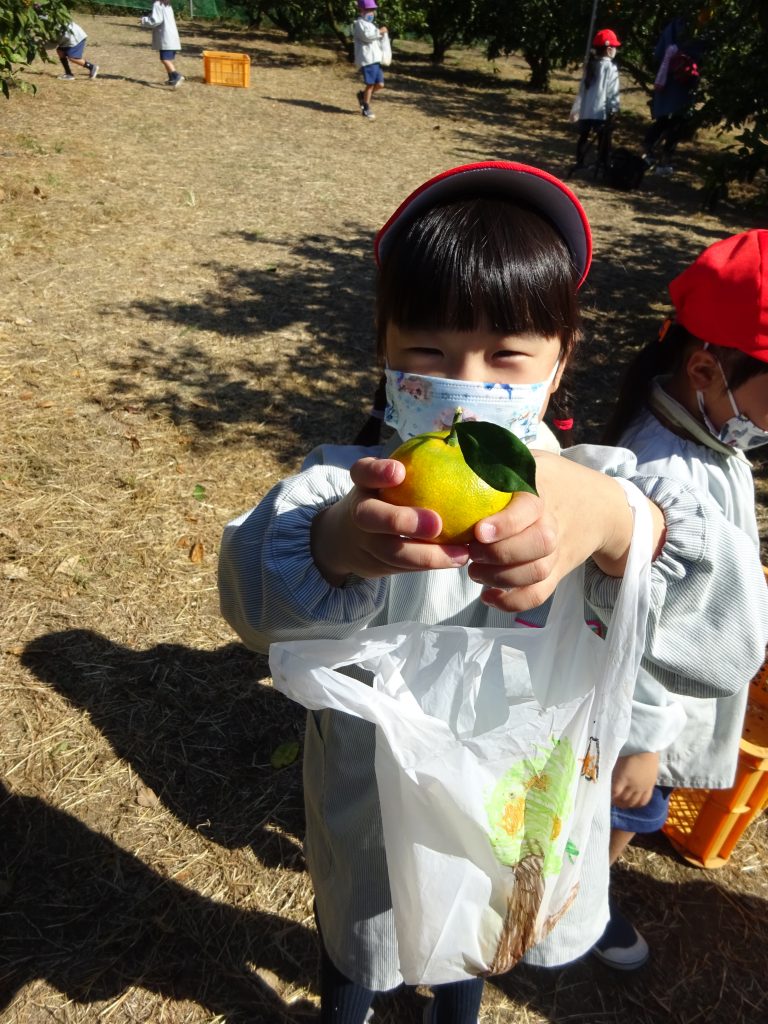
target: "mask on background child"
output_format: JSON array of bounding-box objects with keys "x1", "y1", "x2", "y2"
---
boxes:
[
  {"x1": 384, "y1": 364, "x2": 559, "y2": 445},
  {"x1": 364, "y1": 12, "x2": 375, "y2": 20},
  {"x1": 697, "y1": 355, "x2": 768, "y2": 451}
]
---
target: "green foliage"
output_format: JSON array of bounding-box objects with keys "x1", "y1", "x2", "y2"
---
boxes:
[{"x1": 1, "y1": 0, "x2": 71, "y2": 97}]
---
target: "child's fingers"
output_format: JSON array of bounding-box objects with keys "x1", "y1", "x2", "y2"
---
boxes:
[
  {"x1": 352, "y1": 494, "x2": 442, "y2": 542},
  {"x1": 471, "y1": 492, "x2": 553, "y2": 547},
  {"x1": 349, "y1": 456, "x2": 405, "y2": 491}
]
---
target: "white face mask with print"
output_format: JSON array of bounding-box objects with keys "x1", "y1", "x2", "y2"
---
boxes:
[
  {"x1": 696, "y1": 353, "x2": 768, "y2": 452},
  {"x1": 383, "y1": 363, "x2": 559, "y2": 445}
]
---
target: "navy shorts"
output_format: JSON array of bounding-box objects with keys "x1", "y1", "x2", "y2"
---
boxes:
[
  {"x1": 361, "y1": 63, "x2": 384, "y2": 86},
  {"x1": 160, "y1": 50, "x2": 177, "y2": 61},
  {"x1": 611, "y1": 785, "x2": 674, "y2": 833},
  {"x1": 62, "y1": 40, "x2": 86, "y2": 59}
]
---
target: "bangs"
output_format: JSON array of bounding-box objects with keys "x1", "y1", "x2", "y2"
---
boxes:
[{"x1": 376, "y1": 197, "x2": 581, "y2": 358}]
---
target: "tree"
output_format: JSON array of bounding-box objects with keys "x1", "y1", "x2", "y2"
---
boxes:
[{"x1": 1, "y1": 0, "x2": 70, "y2": 97}]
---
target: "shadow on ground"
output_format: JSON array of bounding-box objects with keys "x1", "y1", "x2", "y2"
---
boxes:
[
  {"x1": 21, "y1": 631, "x2": 306, "y2": 865},
  {"x1": 0, "y1": 782, "x2": 317, "y2": 1022}
]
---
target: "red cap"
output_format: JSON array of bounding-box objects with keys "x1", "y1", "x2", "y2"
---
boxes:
[
  {"x1": 668, "y1": 230, "x2": 768, "y2": 362},
  {"x1": 593, "y1": 29, "x2": 621, "y2": 48},
  {"x1": 374, "y1": 161, "x2": 592, "y2": 288}
]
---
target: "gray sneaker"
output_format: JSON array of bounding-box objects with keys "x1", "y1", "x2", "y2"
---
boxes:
[
  {"x1": 89, "y1": 64, "x2": 99, "y2": 80},
  {"x1": 171, "y1": 73, "x2": 185, "y2": 89},
  {"x1": 362, "y1": 106, "x2": 376, "y2": 120},
  {"x1": 592, "y1": 902, "x2": 650, "y2": 970},
  {"x1": 58, "y1": 73, "x2": 75, "y2": 80}
]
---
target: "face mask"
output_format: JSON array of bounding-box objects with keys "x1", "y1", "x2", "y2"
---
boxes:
[
  {"x1": 696, "y1": 357, "x2": 768, "y2": 452},
  {"x1": 384, "y1": 363, "x2": 559, "y2": 445},
  {"x1": 364, "y1": 12, "x2": 375, "y2": 20}
]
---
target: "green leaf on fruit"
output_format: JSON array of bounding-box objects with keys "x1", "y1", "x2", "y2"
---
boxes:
[
  {"x1": 455, "y1": 421, "x2": 538, "y2": 495},
  {"x1": 270, "y1": 740, "x2": 300, "y2": 769}
]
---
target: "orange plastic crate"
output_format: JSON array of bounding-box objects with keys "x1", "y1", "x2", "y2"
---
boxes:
[
  {"x1": 202, "y1": 50, "x2": 250, "y2": 88},
  {"x1": 662, "y1": 659, "x2": 768, "y2": 868}
]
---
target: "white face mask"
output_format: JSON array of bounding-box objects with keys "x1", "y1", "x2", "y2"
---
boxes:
[
  {"x1": 696, "y1": 355, "x2": 768, "y2": 452},
  {"x1": 384, "y1": 363, "x2": 559, "y2": 445}
]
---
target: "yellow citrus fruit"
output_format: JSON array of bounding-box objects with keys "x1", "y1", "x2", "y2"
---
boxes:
[{"x1": 380, "y1": 426, "x2": 514, "y2": 544}]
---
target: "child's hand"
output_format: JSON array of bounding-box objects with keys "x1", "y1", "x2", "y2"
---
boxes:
[
  {"x1": 465, "y1": 451, "x2": 665, "y2": 613},
  {"x1": 611, "y1": 751, "x2": 660, "y2": 808},
  {"x1": 310, "y1": 456, "x2": 470, "y2": 586}
]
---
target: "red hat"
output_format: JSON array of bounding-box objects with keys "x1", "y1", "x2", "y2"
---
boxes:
[
  {"x1": 593, "y1": 29, "x2": 621, "y2": 48},
  {"x1": 374, "y1": 160, "x2": 592, "y2": 288},
  {"x1": 668, "y1": 230, "x2": 768, "y2": 362}
]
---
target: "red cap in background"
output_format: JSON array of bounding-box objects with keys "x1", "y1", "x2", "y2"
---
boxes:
[{"x1": 668, "y1": 230, "x2": 768, "y2": 363}]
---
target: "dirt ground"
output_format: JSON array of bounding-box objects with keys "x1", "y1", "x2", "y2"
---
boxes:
[{"x1": 1, "y1": 14, "x2": 767, "y2": 1024}]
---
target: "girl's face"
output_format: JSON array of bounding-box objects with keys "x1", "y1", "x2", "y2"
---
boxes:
[
  {"x1": 386, "y1": 323, "x2": 564, "y2": 390},
  {"x1": 707, "y1": 371, "x2": 768, "y2": 432}
]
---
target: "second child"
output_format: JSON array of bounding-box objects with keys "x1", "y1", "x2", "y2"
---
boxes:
[
  {"x1": 594, "y1": 229, "x2": 768, "y2": 970},
  {"x1": 56, "y1": 20, "x2": 99, "y2": 80},
  {"x1": 572, "y1": 28, "x2": 621, "y2": 172},
  {"x1": 140, "y1": 0, "x2": 184, "y2": 88},
  {"x1": 352, "y1": 0, "x2": 388, "y2": 120}
]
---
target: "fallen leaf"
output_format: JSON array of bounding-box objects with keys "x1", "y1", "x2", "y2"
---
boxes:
[
  {"x1": 124, "y1": 433, "x2": 140, "y2": 451},
  {"x1": 176, "y1": 535, "x2": 190, "y2": 549},
  {"x1": 36, "y1": 400, "x2": 54, "y2": 409},
  {"x1": 136, "y1": 783, "x2": 159, "y2": 808},
  {"x1": 3, "y1": 563, "x2": 29, "y2": 580},
  {"x1": 270, "y1": 740, "x2": 300, "y2": 769},
  {"x1": 54, "y1": 555, "x2": 80, "y2": 576},
  {"x1": 192, "y1": 484, "x2": 206, "y2": 502},
  {"x1": 188, "y1": 541, "x2": 204, "y2": 563}
]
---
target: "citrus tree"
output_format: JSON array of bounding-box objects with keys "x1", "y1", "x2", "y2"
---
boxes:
[{"x1": 1, "y1": 0, "x2": 70, "y2": 97}]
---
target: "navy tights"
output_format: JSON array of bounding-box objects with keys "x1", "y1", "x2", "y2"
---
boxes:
[{"x1": 319, "y1": 941, "x2": 484, "y2": 1023}]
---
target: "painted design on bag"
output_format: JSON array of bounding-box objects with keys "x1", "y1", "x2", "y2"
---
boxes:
[
  {"x1": 485, "y1": 735, "x2": 577, "y2": 877},
  {"x1": 580, "y1": 736, "x2": 600, "y2": 782}
]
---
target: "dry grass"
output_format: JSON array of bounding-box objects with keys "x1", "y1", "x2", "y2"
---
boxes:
[{"x1": 1, "y1": 14, "x2": 767, "y2": 1023}]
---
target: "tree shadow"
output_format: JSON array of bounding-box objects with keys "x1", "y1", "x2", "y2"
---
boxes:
[
  {"x1": 490, "y1": 862, "x2": 768, "y2": 1023},
  {"x1": 0, "y1": 782, "x2": 318, "y2": 1022},
  {"x1": 21, "y1": 631, "x2": 307, "y2": 868},
  {"x1": 105, "y1": 228, "x2": 379, "y2": 457},
  {"x1": 264, "y1": 96, "x2": 357, "y2": 115}
]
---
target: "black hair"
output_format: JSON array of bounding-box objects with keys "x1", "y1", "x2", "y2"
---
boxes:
[
  {"x1": 585, "y1": 47, "x2": 611, "y2": 89},
  {"x1": 601, "y1": 321, "x2": 768, "y2": 445},
  {"x1": 375, "y1": 196, "x2": 582, "y2": 363},
  {"x1": 351, "y1": 196, "x2": 583, "y2": 447}
]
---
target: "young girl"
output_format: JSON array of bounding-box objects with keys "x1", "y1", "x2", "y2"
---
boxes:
[
  {"x1": 593, "y1": 229, "x2": 768, "y2": 970},
  {"x1": 56, "y1": 20, "x2": 99, "y2": 80},
  {"x1": 572, "y1": 29, "x2": 621, "y2": 172},
  {"x1": 218, "y1": 163, "x2": 766, "y2": 1022},
  {"x1": 353, "y1": 0, "x2": 388, "y2": 120},
  {"x1": 140, "y1": 0, "x2": 184, "y2": 88}
]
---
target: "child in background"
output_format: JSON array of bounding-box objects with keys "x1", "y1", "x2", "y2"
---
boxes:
[
  {"x1": 353, "y1": 0, "x2": 388, "y2": 120},
  {"x1": 56, "y1": 20, "x2": 99, "y2": 80},
  {"x1": 572, "y1": 29, "x2": 621, "y2": 172},
  {"x1": 140, "y1": 0, "x2": 184, "y2": 88},
  {"x1": 593, "y1": 230, "x2": 768, "y2": 970},
  {"x1": 218, "y1": 162, "x2": 767, "y2": 1023}
]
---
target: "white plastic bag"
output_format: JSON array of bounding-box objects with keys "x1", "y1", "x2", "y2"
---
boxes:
[
  {"x1": 270, "y1": 482, "x2": 651, "y2": 984},
  {"x1": 380, "y1": 32, "x2": 392, "y2": 67}
]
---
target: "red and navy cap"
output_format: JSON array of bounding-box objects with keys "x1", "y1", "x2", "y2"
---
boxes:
[
  {"x1": 669, "y1": 230, "x2": 768, "y2": 362},
  {"x1": 374, "y1": 161, "x2": 593, "y2": 289}
]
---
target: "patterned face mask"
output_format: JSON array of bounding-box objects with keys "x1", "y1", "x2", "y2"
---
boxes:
[
  {"x1": 383, "y1": 362, "x2": 560, "y2": 445},
  {"x1": 697, "y1": 356, "x2": 768, "y2": 452}
]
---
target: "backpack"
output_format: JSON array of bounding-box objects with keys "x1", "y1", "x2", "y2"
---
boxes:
[
  {"x1": 669, "y1": 51, "x2": 700, "y2": 88},
  {"x1": 606, "y1": 148, "x2": 647, "y2": 191}
]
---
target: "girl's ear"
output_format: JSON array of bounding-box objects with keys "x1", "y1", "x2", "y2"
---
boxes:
[
  {"x1": 552, "y1": 355, "x2": 568, "y2": 393},
  {"x1": 686, "y1": 347, "x2": 720, "y2": 392}
]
